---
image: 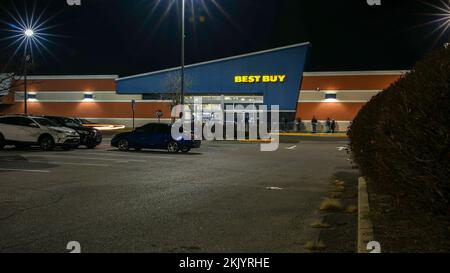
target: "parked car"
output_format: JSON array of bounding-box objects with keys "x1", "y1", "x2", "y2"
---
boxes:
[
  {"x1": 0, "y1": 115, "x2": 80, "y2": 151},
  {"x1": 111, "y1": 123, "x2": 201, "y2": 153},
  {"x1": 43, "y1": 116, "x2": 102, "y2": 149}
]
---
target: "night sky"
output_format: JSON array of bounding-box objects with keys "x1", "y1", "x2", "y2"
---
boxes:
[{"x1": 0, "y1": 0, "x2": 448, "y2": 76}]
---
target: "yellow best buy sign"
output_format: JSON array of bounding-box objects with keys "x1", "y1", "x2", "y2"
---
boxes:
[{"x1": 234, "y1": 75, "x2": 287, "y2": 83}]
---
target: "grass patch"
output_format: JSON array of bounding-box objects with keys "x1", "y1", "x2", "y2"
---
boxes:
[
  {"x1": 320, "y1": 199, "x2": 343, "y2": 212},
  {"x1": 304, "y1": 241, "x2": 327, "y2": 251},
  {"x1": 310, "y1": 221, "x2": 331, "y2": 229},
  {"x1": 346, "y1": 205, "x2": 358, "y2": 214}
]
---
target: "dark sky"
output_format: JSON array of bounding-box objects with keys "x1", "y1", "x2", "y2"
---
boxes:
[{"x1": 0, "y1": 0, "x2": 448, "y2": 76}]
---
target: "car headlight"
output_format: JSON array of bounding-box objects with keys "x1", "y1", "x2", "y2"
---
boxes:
[{"x1": 77, "y1": 130, "x2": 89, "y2": 135}]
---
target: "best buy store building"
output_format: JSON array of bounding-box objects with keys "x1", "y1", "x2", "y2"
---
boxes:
[{"x1": 0, "y1": 43, "x2": 407, "y2": 131}]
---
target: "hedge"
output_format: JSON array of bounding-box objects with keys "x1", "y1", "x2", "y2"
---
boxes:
[{"x1": 350, "y1": 47, "x2": 450, "y2": 213}]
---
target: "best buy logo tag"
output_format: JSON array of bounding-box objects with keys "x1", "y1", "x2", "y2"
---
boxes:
[{"x1": 234, "y1": 75, "x2": 286, "y2": 83}]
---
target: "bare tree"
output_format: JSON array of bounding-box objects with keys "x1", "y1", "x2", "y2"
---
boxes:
[
  {"x1": 163, "y1": 71, "x2": 192, "y2": 108},
  {"x1": 0, "y1": 73, "x2": 14, "y2": 97},
  {"x1": 0, "y1": 61, "x2": 24, "y2": 98}
]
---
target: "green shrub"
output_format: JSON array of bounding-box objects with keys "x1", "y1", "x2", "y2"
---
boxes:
[{"x1": 350, "y1": 47, "x2": 450, "y2": 213}]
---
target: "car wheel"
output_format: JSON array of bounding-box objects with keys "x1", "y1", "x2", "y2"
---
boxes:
[
  {"x1": 167, "y1": 141, "x2": 180, "y2": 153},
  {"x1": 181, "y1": 148, "x2": 191, "y2": 153},
  {"x1": 0, "y1": 134, "x2": 5, "y2": 150},
  {"x1": 118, "y1": 139, "x2": 129, "y2": 151},
  {"x1": 39, "y1": 135, "x2": 55, "y2": 151}
]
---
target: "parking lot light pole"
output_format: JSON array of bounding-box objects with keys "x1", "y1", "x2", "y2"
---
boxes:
[
  {"x1": 23, "y1": 28, "x2": 34, "y2": 115},
  {"x1": 181, "y1": 0, "x2": 185, "y2": 106}
]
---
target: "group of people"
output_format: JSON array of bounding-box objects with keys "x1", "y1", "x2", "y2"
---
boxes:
[{"x1": 310, "y1": 116, "x2": 337, "y2": 134}]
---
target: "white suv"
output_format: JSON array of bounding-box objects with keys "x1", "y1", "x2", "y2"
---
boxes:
[{"x1": 0, "y1": 115, "x2": 80, "y2": 151}]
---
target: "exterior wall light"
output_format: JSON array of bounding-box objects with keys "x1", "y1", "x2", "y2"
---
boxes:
[
  {"x1": 325, "y1": 93, "x2": 337, "y2": 100},
  {"x1": 27, "y1": 93, "x2": 37, "y2": 101},
  {"x1": 84, "y1": 93, "x2": 95, "y2": 101},
  {"x1": 324, "y1": 92, "x2": 338, "y2": 102}
]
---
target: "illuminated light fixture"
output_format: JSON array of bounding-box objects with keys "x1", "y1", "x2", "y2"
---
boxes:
[
  {"x1": 325, "y1": 93, "x2": 337, "y2": 100},
  {"x1": 418, "y1": 0, "x2": 450, "y2": 46},
  {"x1": 324, "y1": 92, "x2": 338, "y2": 102},
  {"x1": 83, "y1": 93, "x2": 94, "y2": 101},
  {"x1": 27, "y1": 93, "x2": 37, "y2": 101},
  {"x1": 24, "y1": 29, "x2": 34, "y2": 37}
]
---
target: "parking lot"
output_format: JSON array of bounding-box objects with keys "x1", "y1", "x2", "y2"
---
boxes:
[{"x1": 0, "y1": 137, "x2": 356, "y2": 253}]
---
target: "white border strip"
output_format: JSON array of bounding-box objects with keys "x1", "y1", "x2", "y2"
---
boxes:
[
  {"x1": 303, "y1": 70, "x2": 409, "y2": 76},
  {"x1": 14, "y1": 75, "x2": 119, "y2": 80},
  {"x1": 300, "y1": 90, "x2": 382, "y2": 93},
  {"x1": 16, "y1": 91, "x2": 118, "y2": 94},
  {"x1": 117, "y1": 42, "x2": 311, "y2": 81},
  {"x1": 15, "y1": 100, "x2": 172, "y2": 103},
  {"x1": 298, "y1": 100, "x2": 369, "y2": 103}
]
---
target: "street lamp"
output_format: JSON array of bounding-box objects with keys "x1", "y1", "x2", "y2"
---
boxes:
[
  {"x1": 2, "y1": 7, "x2": 56, "y2": 115},
  {"x1": 24, "y1": 29, "x2": 34, "y2": 37},
  {"x1": 180, "y1": 0, "x2": 186, "y2": 106},
  {"x1": 23, "y1": 28, "x2": 34, "y2": 115}
]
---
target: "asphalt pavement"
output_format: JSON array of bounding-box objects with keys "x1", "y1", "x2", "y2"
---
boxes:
[{"x1": 0, "y1": 137, "x2": 355, "y2": 253}]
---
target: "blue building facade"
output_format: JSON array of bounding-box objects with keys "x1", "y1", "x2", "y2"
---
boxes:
[{"x1": 116, "y1": 43, "x2": 311, "y2": 121}]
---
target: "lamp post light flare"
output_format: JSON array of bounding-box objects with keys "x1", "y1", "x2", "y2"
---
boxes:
[{"x1": 24, "y1": 29, "x2": 34, "y2": 37}]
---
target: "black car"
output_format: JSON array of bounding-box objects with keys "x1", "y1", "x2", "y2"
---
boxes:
[
  {"x1": 111, "y1": 123, "x2": 201, "y2": 153},
  {"x1": 43, "y1": 116, "x2": 102, "y2": 149}
]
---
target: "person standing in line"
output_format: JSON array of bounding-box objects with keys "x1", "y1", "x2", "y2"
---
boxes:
[
  {"x1": 296, "y1": 117, "x2": 303, "y2": 132},
  {"x1": 311, "y1": 116, "x2": 318, "y2": 134},
  {"x1": 326, "y1": 117, "x2": 331, "y2": 133},
  {"x1": 331, "y1": 119, "x2": 337, "y2": 134},
  {"x1": 347, "y1": 121, "x2": 353, "y2": 137}
]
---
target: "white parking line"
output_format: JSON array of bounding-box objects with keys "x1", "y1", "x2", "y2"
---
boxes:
[
  {"x1": 70, "y1": 152, "x2": 175, "y2": 160},
  {"x1": 29, "y1": 161, "x2": 109, "y2": 167},
  {"x1": 0, "y1": 159, "x2": 109, "y2": 167},
  {"x1": 286, "y1": 145, "x2": 297, "y2": 150},
  {"x1": 0, "y1": 168, "x2": 51, "y2": 173},
  {"x1": 22, "y1": 154, "x2": 147, "y2": 163}
]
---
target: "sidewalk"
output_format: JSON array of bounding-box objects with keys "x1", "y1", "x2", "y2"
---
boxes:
[{"x1": 278, "y1": 133, "x2": 348, "y2": 138}]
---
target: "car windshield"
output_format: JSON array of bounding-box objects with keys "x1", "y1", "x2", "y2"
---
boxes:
[{"x1": 33, "y1": 118, "x2": 60, "y2": 127}]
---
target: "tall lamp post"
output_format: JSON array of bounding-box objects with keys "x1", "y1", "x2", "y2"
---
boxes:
[
  {"x1": 180, "y1": 0, "x2": 186, "y2": 106},
  {"x1": 23, "y1": 28, "x2": 34, "y2": 115}
]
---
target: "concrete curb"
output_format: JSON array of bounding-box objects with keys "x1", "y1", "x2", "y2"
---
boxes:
[
  {"x1": 358, "y1": 177, "x2": 374, "y2": 253},
  {"x1": 277, "y1": 133, "x2": 349, "y2": 138}
]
